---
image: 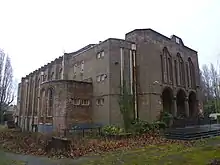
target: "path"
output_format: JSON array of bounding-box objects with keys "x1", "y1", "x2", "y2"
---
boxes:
[
  {"x1": 2, "y1": 152, "x2": 93, "y2": 165},
  {"x1": 3, "y1": 136, "x2": 220, "y2": 165}
]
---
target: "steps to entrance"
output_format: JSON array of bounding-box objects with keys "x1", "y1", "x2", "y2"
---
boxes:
[{"x1": 164, "y1": 124, "x2": 220, "y2": 140}]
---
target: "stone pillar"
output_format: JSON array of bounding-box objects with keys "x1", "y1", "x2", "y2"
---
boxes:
[
  {"x1": 185, "y1": 97, "x2": 189, "y2": 117},
  {"x1": 173, "y1": 96, "x2": 177, "y2": 117}
]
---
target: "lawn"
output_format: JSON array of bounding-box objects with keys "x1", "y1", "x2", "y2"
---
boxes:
[
  {"x1": 0, "y1": 151, "x2": 26, "y2": 165},
  {"x1": 82, "y1": 137, "x2": 220, "y2": 165},
  {"x1": 1, "y1": 125, "x2": 220, "y2": 165}
]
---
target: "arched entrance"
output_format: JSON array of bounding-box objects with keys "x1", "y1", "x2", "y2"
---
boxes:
[
  {"x1": 176, "y1": 89, "x2": 186, "y2": 117},
  {"x1": 188, "y1": 91, "x2": 197, "y2": 117},
  {"x1": 162, "y1": 87, "x2": 173, "y2": 114}
]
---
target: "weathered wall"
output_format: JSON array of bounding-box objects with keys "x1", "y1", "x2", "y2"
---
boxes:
[
  {"x1": 40, "y1": 80, "x2": 93, "y2": 131},
  {"x1": 125, "y1": 29, "x2": 200, "y2": 122}
]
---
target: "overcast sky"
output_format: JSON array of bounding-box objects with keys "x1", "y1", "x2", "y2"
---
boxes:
[{"x1": 0, "y1": 0, "x2": 220, "y2": 83}]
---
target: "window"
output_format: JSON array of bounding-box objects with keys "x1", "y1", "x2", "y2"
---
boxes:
[
  {"x1": 73, "y1": 99, "x2": 80, "y2": 105},
  {"x1": 47, "y1": 88, "x2": 53, "y2": 117},
  {"x1": 40, "y1": 89, "x2": 46, "y2": 117},
  {"x1": 161, "y1": 47, "x2": 172, "y2": 84},
  {"x1": 73, "y1": 63, "x2": 77, "y2": 75},
  {"x1": 97, "y1": 74, "x2": 107, "y2": 82},
  {"x1": 43, "y1": 75, "x2": 47, "y2": 82},
  {"x1": 101, "y1": 74, "x2": 107, "y2": 81},
  {"x1": 96, "y1": 53, "x2": 101, "y2": 59},
  {"x1": 37, "y1": 78, "x2": 40, "y2": 87},
  {"x1": 50, "y1": 72, "x2": 54, "y2": 80},
  {"x1": 81, "y1": 99, "x2": 90, "y2": 106},
  {"x1": 101, "y1": 51, "x2": 104, "y2": 58},
  {"x1": 176, "y1": 38, "x2": 180, "y2": 44},
  {"x1": 96, "y1": 51, "x2": 104, "y2": 59},
  {"x1": 168, "y1": 57, "x2": 173, "y2": 84},
  {"x1": 177, "y1": 53, "x2": 185, "y2": 86},
  {"x1": 80, "y1": 61, "x2": 84, "y2": 73},
  {"x1": 58, "y1": 68, "x2": 62, "y2": 79},
  {"x1": 96, "y1": 98, "x2": 104, "y2": 106},
  {"x1": 188, "y1": 57, "x2": 196, "y2": 89},
  {"x1": 174, "y1": 60, "x2": 178, "y2": 85},
  {"x1": 97, "y1": 75, "x2": 101, "y2": 82}
]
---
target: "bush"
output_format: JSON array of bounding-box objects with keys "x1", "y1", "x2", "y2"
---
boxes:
[
  {"x1": 102, "y1": 125, "x2": 125, "y2": 135},
  {"x1": 159, "y1": 111, "x2": 173, "y2": 127},
  {"x1": 217, "y1": 116, "x2": 220, "y2": 124},
  {"x1": 130, "y1": 120, "x2": 167, "y2": 134},
  {"x1": 131, "y1": 120, "x2": 149, "y2": 134},
  {"x1": 153, "y1": 121, "x2": 167, "y2": 130}
]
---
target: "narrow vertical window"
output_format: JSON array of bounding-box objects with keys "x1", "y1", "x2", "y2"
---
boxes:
[
  {"x1": 162, "y1": 47, "x2": 172, "y2": 84},
  {"x1": 80, "y1": 61, "x2": 84, "y2": 73},
  {"x1": 59, "y1": 68, "x2": 62, "y2": 79},
  {"x1": 174, "y1": 60, "x2": 178, "y2": 86},
  {"x1": 186, "y1": 62, "x2": 190, "y2": 87},
  {"x1": 177, "y1": 53, "x2": 185, "y2": 86},
  {"x1": 48, "y1": 88, "x2": 53, "y2": 117},
  {"x1": 168, "y1": 56, "x2": 173, "y2": 84},
  {"x1": 188, "y1": 58, "x2": 196, "y2": 89},
  {"x1": 160, "y1": 55, "x2": 164, "y2": 83}
]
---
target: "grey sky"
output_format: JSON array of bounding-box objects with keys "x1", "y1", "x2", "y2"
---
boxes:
[{"x1": 0, "y1": 0, "x2": 219, "y2": 82}]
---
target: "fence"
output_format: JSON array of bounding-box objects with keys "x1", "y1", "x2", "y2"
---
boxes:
[
  {"x1": 38, "y1": 123, "x2": 53, "y2": 134},
  {"x1": 64, "y1": 123, "x2": 103, "y2": 137},
  {"x1": 172, "y1": 116, "x2": 217, "y2": 128}
]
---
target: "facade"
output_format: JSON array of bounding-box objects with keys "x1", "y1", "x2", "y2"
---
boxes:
[{"x1": 17, "y1": 28, "x2": 201, "y2": 132}]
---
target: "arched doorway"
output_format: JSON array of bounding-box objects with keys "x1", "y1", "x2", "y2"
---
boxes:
[
  {"x1": 188, "y1": 91, "x2": 197, "y2": 117},
  {"x1": 176, "y1": 89, "x2": 186, "y2": 117},
  {"x1": 162, "y1": 87, "x2": 173, "y2": 114}
]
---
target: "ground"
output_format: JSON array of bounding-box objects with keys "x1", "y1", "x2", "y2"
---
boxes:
[
  {"x1": 82, "y1": 137, "x2": 220, "y2": 165},
  {"x1": 1, "y1": 124, "x2": 220, "y2": 165},
  {"x1": 1, "y1": 137, "x2": 220, "y2": 165}
]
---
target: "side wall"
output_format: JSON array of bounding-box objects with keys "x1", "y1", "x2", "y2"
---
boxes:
[{"x1": 125, "y1": 29, "x2": 200, "y2": 122}]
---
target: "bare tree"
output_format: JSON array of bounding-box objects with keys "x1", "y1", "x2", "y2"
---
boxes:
[
  {"x1": 0, "y1": 49, "x2": 14, "y2": 118},
  {"x1": 201, "y1": 64, "x2": 212, "y2": 100}
]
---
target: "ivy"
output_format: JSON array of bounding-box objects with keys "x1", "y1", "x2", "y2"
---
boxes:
[{"x1": 118, "y1": 80, "x2": 134, "y2": 132}]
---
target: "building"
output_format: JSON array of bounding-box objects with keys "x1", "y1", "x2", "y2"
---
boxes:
[{"x1": 17, "y1": 28, "x2": 201, "y2": 132}]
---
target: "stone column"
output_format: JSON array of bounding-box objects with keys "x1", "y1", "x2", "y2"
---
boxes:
[
  {"x1": 173, "y1": 96, "x2": 177, "y2": 117},
  {"x1": 185, "y1": 97, "x2": 189, "y2": 117}
]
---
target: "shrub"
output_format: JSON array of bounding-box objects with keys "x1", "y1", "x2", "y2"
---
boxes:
[
  {"x1": 130, "y1": 120, "x2": 167, "y2": 134},
  {"x1": 153, "y1": 121, "x2": 167, "y2": 130},
  {"x1": 131, "y1": 120, "x2": 151, "y2": 134},
  {"x1": 102, "y1": 125, "x2": 125, "y2": 135},
  {"x1": 159, "y1": 111, "x2": 173, "y2": 127},
  {"x1": 217, "y1": 116, "x2": 220, "y2": 124}
]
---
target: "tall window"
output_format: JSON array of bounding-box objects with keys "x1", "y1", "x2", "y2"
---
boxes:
[
  {"x1": 168, "y1": 56, "x2": 173, "y2": 84},
  {"x1": 160, "y1": 55, "x2": 164, "y2": 83},
  {"x1": 188, "y1": 58, "x2": 196, "y2": 89},
  {"x1": 34, "y1": 78, "x2": 40, "y2": 116},
  {"x1": 80, "y1": 60, "x2": 84, "y2": 73},
  {"x1": 47, "y1": 88, "x2": 53, "y2": 117},
  {"x1": 174, "y1": 60, "x2": 178, "y2": 85},
  {"x1": 58, "y1": 68, "x2": 62, "y2": 79},
  {"x1": 50, "y1": 72, "x2": 54, "y2": 80},
  {"x1": 40, "y1": 89, "x2": 45, "y2": 117},
  {"x1": 177, "y1": 53, "x2": 185, "y2": 86},
  {"x1": 186, "y1": 62, "x2": 190, "y2": 87},
  {"x1": 161, "y1": 47, "x2": 173, "y2": 84}
]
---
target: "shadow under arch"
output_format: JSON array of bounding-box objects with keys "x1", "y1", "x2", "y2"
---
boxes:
[
  {"x1": 188, "y1": 91, "x2": 197, "y2": 117},
  {"x1": 176, "y1": 89, "x2": 187, "y2": 117},
  {"x1": 161, "y1": 87, "x2": 173, "y2": 114}
]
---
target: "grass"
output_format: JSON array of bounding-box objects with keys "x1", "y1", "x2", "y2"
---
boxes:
[
  {"x1": 0, "y1": 151, "x2": 26, "y2": 165},
  {"x1": 82, "y1": 137, "x2": 220, "y2": 165}
]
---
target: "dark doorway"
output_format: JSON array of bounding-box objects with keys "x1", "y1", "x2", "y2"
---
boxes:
[
  {"x1": 189, "y1": 91, "x2": 197, "y2": 117},
  {"x1": 162, "y1": 87, "x2": 173, "y2": 114},
  {"x1": 176, "y1": 89, "x2": 186, "y2": 118}
]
